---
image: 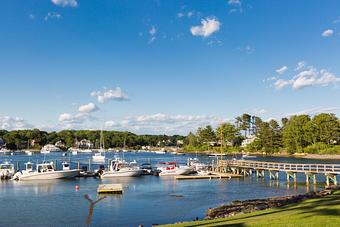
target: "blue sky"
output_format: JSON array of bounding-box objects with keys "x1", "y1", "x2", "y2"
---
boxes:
[{"x1": 0, "y1": 0, "x2": 340, "y2": 135}]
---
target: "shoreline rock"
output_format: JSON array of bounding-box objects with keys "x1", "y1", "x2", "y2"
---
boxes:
[{"x1": 205, "y1": 186, "x2": 340, "y2": 220}]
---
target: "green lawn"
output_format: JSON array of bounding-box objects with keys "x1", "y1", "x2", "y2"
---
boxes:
[{"x1": 162, "y1": 191, "x2": 340, "y2": 227}]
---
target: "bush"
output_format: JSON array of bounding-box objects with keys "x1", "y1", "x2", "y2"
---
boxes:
[{"x1": 303, "y1": 143, "x2": 340, "y2": 154}]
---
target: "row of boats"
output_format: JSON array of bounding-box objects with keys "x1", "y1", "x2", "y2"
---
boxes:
[{"x1": 0, "y1": 157, "x2": 209, "y2": 181}]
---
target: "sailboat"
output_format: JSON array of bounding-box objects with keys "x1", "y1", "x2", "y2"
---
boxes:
[{"x1": 92, "y1": 129, "x2": 105, "y2": 162}]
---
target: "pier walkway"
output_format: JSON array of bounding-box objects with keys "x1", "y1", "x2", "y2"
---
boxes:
[{"x1": 216, "y1": 160, "x2": 340, "y2": 186}]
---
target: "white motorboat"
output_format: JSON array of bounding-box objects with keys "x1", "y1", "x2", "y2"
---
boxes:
[
  {"x1": 100, "y1": 158, "x2": 143, "y2": 178},
  {"x1": 92, "y1": 129, "x2": 106, "y2": 162},
  {"x1": 187, "y1": 158, "x2": 210, "y2": 175},
  {"x1": 68, "y1": 147, "x2": 80, "y2": 155},
  {"x1": 41, "y1": 144, "x2": 61, "y2": 154},
  {"x1": 242, "y1": 154, "x2": 257, "y2": 158},
  {"x1": 23, "y1": 150, "x2": 33, "y2": 156},
  {"x1": 154, "y1": 150, "x2": 166, "y2": 154},
  {"x1": 0, "y1": 161, "x2": 15, "y2": 179},
  {"x1": 80, "y1": 149, "x2": 92, "y2": 153},
  {"x1": 92, "y1": 152, "x2": 105, "y2": 162},
  {"x1": 13, "y1": 161, "x2": 80, "y2": 181},
  {"x1": 157, "y1": 162, "x2": 192, "y2": 176}
]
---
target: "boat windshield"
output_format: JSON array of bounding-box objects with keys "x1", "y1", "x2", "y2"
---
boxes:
[
  {"x1": 0, "y1": 165, "x2": 13, "y2": 169},
  {"x1": 38, "y1": 164, "x2": 54, "y2": 172}
]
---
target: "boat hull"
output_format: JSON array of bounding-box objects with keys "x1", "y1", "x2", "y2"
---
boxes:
[
  {"x1": 17, "y1": 170, "x2": 80, "y2": 181},
  {"x1": 158, "y1": 167, "x2": 192, "y2": 176},
  {"x1": 101, "y1": 169, "x2": 143, "y2": 178}
]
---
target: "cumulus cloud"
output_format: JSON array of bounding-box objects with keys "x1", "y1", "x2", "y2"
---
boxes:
[
  {"x1": 91, "y1": 87, "x2": 128, "y2": 103},
  {"x1": 269, "y1": 62, "x2": 340, "y2": 90},
  {"x1": 322, "y1": 29, "x2": 334, "y2": 37},
  {"x1": 44, "y1": 12, "x2": 62, "y2": 21},
  {"x1": 58, "y1": 112, "x2": 95, "y2": 124},
  {"x1": 190, "y1": 17, "x2": 220, "y2": 37},
  {"x1": 78, "y1": 102, "x2": 99, "y2": 113},
  {"x1": 51, "y1": 0, "x2": 78, "y2": 7},
  {"x1": 0, "y1": 116, "x2": 33, "y2": 130},
  {"x1": 283, "y1": 107, "x2": 339, "y2": 117},
  {"x1": 276, "y1": 66, "x2": 288, "y2": 74},
  {"x1": 104, "y1": 113, "x2": 226, "y2": 135}
]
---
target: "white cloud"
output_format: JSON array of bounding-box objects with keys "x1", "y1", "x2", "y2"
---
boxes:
[
  {"x1": 228, "y1": 0, "x2": 243, "y2": 13},
  {"x1": 190, "y1": 17, "x2": 221, "y2": 37},
  {"x1": 51, "y1": 0, "x2": 78, "y2": 7},
  {"x1": 91, "y1": 87, "x2": 128, "y2": 103},
  {"x1": 29, "y1": 14, "x2": 35, "y2": 20},
  {"x1": 148, "y1": 25, "x2": 157, "y2": 43},
  {"x1": 322, "y1": 29, "x2": 334, "y2": 37},
  {"x1": 237, "y1": 45, "x2": 255, "y2": 54},
  {"x1": 333, "y1": 16, "x2": 340, "y2": 24},
  {"x1": 254, "y1": 109, "x2": 267, "y2": 115},
  {"x1": 177, "y1": 11, "x2": 195, "y2": 19},
  {"x1": 228, "y1": 0, "x2": 241, "y2": 6},
  {"x1": 0, "y1": 116, "x2": 33, "y2": 130},
  {"x1": 283, "y1": 107, "x2": 339, "y2": 117},
  {"x1": 58, "y1": 112, "x2": 94, "y2": 124},
  {"x1": 295, "y1": 61, "x2": 306, "y2": 71},
  {"x1": 274, "y1": 79, "x2": 292, "y2": 90},
  {"x1": 149, "y1": 26, "x2": 156, "y2": 36},
  {"x1": 78, "y1": 102, "x2": 99, "y2": 113},
  {"x1": 44, "y1": 12, "x2": 62, "y2": 21},
  {"x1": 276, "y1": 66, "x2": 288, "y2": 75},
  {"x1": 104, "y1": 113, "x2": 226, "y2": 135},
  {"x1": 272, "y1": 64, "x2": 340, "y2": 90}
]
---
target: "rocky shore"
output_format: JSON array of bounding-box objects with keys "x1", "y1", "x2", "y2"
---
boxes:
[{"x1": 206, "y1": 186, "x2": 340, "y2": 220}]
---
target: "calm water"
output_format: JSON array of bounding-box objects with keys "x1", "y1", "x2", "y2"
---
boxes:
[{"x1": 0, "y1": 152, "x2": 338, "y2": 227}]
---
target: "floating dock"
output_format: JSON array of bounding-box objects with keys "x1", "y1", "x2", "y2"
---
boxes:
[
  {"x1": 175, "y1": 173, "x2": 242, "y2": 180},
  {"x1": 97, "y1": 184, "x2": 123, "y2": 194}
]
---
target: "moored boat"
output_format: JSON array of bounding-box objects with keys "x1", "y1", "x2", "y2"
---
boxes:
[
  {"x1": 41, "y1": 144, "x2": 61, "y2": 154},
  {"x1": 157, "y1": 162, "x2": 192, "y2": 176},
  {"x1": 100, "y1": 158, "x2": 143, "y2": 178},
  {"x1": 0, "y1": 161, "x2": 15, "y2": 179},
  {"x1": 13, "y1": 161, "x2": 80, "y2": 181}
]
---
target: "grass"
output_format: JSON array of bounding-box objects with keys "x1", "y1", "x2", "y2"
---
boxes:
[{"x1": 161, "y1": 191, "x2": 340, "y2": 227}]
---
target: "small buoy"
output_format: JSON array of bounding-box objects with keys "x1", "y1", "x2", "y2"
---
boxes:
[{"x1": 75, "y1": 185, "x2": 80, "y2": 191}]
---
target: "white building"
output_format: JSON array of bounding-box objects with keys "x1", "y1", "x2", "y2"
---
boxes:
[{"x1": 241, "y1": 135, "x2": 257, "y2": 147}]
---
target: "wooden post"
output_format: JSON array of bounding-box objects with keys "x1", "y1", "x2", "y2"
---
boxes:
[
  {"x1": 16, "y1": 161, "x2": 19, "y2": 171},
  {"x1": 88, "y1": 158, "x2": 91, "y2": 171},
  {"x1": 77, "y1": 161, "x2": 80, "y2": 169}
]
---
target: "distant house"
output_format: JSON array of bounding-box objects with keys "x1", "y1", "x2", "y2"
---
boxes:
[
  {"x1": 176, "y1": 140, "x2": 184, "y2": 146},
  {"x1": 55, "y1": 140, "x2": 66, "y2": 148},
  {"x1": 76, "y1": 139, "x2": 94, "y2": 149},
  {"x1": 241, "y1": 135, "x2": 257, "y2": 147}
]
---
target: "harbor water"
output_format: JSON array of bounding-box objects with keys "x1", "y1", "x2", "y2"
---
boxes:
[{"x1": 0, "y1": 152, "x2": 338, "y2": 226}]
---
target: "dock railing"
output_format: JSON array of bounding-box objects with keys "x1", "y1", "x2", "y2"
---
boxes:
[{"x1": 219, "y1": 160, "x2": 340, "y2": 175}]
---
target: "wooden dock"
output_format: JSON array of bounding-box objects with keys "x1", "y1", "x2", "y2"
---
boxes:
[
  {"x1": 97, "y1": 184, "x2": 123, "y2": 194},
  {"x1": 175, "y1": 173, "x2": 242, "y2": 180},
  {"x1": 217, "y1": 160, "x2": 340, "y2": 186}
]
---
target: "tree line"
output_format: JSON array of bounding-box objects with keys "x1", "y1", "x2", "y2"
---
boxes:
[
  {"x1": 0, "y1": 129, "x2": 185, "y2": 150},
  {"x1": 183, "y1": 113, "x2": 340, "y2": 154}
]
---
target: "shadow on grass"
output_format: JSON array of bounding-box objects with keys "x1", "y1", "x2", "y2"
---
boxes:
[{"x1": 187, "y1": 194, "x2": 340, "y2": 226}]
